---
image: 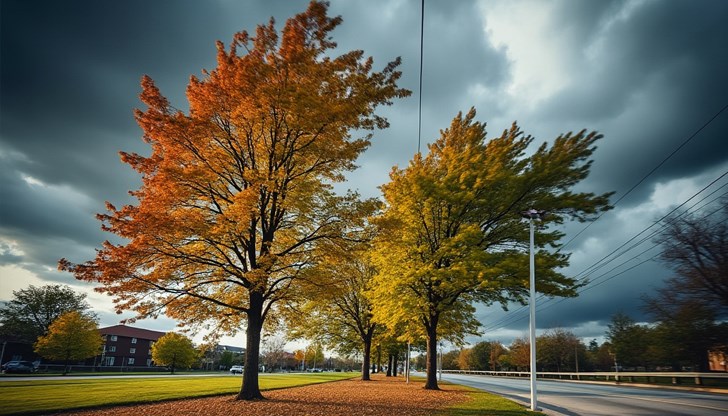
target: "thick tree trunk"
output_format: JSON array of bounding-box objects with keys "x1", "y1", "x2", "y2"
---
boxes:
[
  {"x1": 386, "y1": 353, "x2": 393, "y2": 376},
  {"x1": 361, "y1": 332, "x2": 372, "y2": 381},
  {"x1": 237, "y1": 291, "x2": 265, "y2": 400},
  {"x1": 393, "y1": 352, "x2": 398, "y2": 376},
  {"x1": 424, "y1": 317, "x2": 440, "y2": 390}
]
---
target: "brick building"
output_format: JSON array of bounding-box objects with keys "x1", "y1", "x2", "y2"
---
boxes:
[{"x1": 98, "y1": 325, "x2": 166, "y2": 368}]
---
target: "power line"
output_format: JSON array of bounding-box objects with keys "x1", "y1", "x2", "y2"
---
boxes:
[
  {"x1": 559, "y1": 102, "x2": 728, "y2": 252},
  {"x1": 482, "y1": 171, "x2": 728, "y2": 334},
  {"x1": 417, "y1": 0, "x2": 425, "y2": 155}
]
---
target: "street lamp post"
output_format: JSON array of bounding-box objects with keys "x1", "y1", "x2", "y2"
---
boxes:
[{"x1": 522, "y1": 208, "x2": 545, "y2": 411}]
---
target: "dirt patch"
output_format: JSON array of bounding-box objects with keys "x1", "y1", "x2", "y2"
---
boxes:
[{"x1": 57, "y1": 374, "x2": 467, "y2": 416}]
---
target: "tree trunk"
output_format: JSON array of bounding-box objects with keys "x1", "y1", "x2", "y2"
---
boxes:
[
  {"x1": 361, "y1": 331, "x2": 372, "y2": 381},
  {"x1": 376, "y1": 344, "x2": 381, "y2": 373},
  {"x1": 386, "y1": 353, "x2": 392, "y2": 376},
  {"x1": 424, "y1": 316, "x2": 439, "y2": 390},
  {"x1": 393, "y1": 352, "x2": 398, "y2": 376},
  {"x1": 237, "y1": 291, "x2": 265, "y2": 400}
]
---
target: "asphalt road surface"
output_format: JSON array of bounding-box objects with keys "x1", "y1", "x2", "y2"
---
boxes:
[{"x1": 441, "y1": 373, "x2": 728, "y2": 416}]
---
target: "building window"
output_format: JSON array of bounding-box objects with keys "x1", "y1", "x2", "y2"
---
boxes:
[
  {"x1": 148, "y1": 349, "x2": 152, "y2": 356},
  {"x1": 131, "y1": 338, "x2": 137, "y2": 344},
  {"x1": 146, "y1": 359, "x2": 152, "y2": 367},
  {"x1": 105, "y1": 357, "x2": 115, "y2": 366},
  {"x1": 108, "y1": 346, "x2": 116, "y2": 353},
  {"x1": 130, "y1": 348, "x2": 136, "y2": 354},
  {"x1": 128, "y1": 358, "x2": 135, "y2": 365},
  {"x1": 110, "y1": 335, "x2": 117, "y2": 342}
]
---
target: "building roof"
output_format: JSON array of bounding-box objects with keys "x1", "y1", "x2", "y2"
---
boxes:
[
  {"x1": 99, "y1": 325, "x2": 166, "y2": 341},
  {"x1": 216, "y1": 344, "x2": 245, "y2": 353}
]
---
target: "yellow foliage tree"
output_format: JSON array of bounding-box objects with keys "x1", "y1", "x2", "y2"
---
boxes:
[
  {"x1": 59, "y1": 1, "x2": 408, "y2": 400},
  {"x1": 368, "y1": 108, "x2": 612, "y2": 389},
  {"x1": 34, "y1": 311, "x2": 102, "y2": 375},
  {"x1": 286, "y1": 222, "x2": 383, "y2": 380},
  {"x1": 152, "y1": 332, "x2": 198, "y2": 374}
]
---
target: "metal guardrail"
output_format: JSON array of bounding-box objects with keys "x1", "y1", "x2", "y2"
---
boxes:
[{"x1": 442, "y1": 369, "x2": 728, "y2": 386}]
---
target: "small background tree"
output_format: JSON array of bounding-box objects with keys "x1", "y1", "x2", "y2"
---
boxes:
[
  {"x1": 152, "y1": 332, "x2": 198, "y2": 374},
  {"x1": 33, "y1": 311, "x2": 102, "y2": 375}
]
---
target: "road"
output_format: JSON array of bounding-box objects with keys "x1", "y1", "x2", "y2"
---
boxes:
[{"x1": 441, "y1": 373, "x2": 728, "y2": 416}]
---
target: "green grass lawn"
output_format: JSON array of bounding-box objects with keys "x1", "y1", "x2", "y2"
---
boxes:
[
  {"x1": 439, "y1": 382, "x2": 546, "y2": 416},
  {"x1": 0, "y1": 372, "x2": 358, "y2": 415}
]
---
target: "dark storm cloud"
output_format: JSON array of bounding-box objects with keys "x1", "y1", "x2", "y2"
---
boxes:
[
  {"x1": 329, "y1": 0, "x2": 512, "y2": 195},
  {"x1": 1, "y1": 0, "x2": 232, "y2": 203},
  {"x1": 533, "y1": 0, "x2": 728, "y2": 205}
]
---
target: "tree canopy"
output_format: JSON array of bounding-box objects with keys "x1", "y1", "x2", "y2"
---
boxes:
[
  {"x1": 648, "y1": 200, "x2": 728, "y2": 318},
  {"x1": 34, "y1": 311, "x2": 102, "y2": 375},
  {"x1": 0, "y1": 284, "x2": 92, "y2": 344},
  {"x1": 368, "y1": 108, "x2": 612, "y2": 389},
  {"x1": 59, "y1": 1, "x2": 408, "y2": 400},
  {"x1": 286, "y1": 223, "x2": 382, "y2": 380}
]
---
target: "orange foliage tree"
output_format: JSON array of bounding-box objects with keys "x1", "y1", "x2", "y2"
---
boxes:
[{"x1": 59, "y1": 1, "x2": 408, "y2": 400}]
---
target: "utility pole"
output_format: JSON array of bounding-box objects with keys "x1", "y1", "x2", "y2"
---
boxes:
[{"x1": 522, "y1": 208, "x2": 545, "y2": 412}]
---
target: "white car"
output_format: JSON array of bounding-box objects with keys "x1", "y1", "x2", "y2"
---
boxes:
[{"x1": 229, "y1": 365, "x2": 243, "y2": 374}]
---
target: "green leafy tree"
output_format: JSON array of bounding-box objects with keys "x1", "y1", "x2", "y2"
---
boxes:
[
  {"x1": 649, "y1": 301, "x2": 720, "y2": 371},
  {"x1": 586, "y1": 340, "x2": 616, "y2": 371},
  {"x1": 34, "y1": 311, "x2": 102, "y2": 375},
  {"x1": 458, "y1": 342, "x2": 492, "y2": 371},
  {"x1": 537, "y1": 328, "x2": 584, "y2": 372},
  {"x1": 59, "y1": 1, "x2": 408, "y2": 400},
  {"x1": 369, "y1": 109, "x2": 612, "y2": 389},
  {"x1": 0, "y1": 285, "x2": 91, "y2": 343},
  {"x1": 441, "y1": 349, "x2": 460, "y2": 370},
  {"x1": 470, "y1": 341, "x2": 493, "y2": 371},
  {"x1": 605, "y1": 312, "x2": 652, "y2": 369},
  {"x1": 152, "y1": 332, "x2": 198, "y2": 374},
  {"x1": 219, "y1": 350, "x2": 234, "y2": 369}
]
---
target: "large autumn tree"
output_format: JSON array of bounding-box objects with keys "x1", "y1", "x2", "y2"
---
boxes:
[
  {"x1": 369, "y1": 109, "x2": 612, "y2": 389},
  {"x1": 59, "y1": 1, "x2": 408, "y2": 400}
]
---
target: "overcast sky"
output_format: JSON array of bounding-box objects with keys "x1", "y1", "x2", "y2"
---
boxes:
[{"x1": 2, "y1": 0, "x2": 727, "y2": 349}]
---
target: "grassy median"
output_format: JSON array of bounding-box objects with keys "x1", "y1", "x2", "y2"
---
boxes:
[{"x1": 0, "y1": 372, "x2": 358, "y2": 415}]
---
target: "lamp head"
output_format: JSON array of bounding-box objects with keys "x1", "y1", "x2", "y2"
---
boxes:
[{"x1": 521, "y1": 209, "x2": 546, "y2": 219}]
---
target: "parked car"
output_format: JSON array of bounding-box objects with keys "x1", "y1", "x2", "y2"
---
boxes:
[
  {"x1": 229, "y1": 365, "x2": 243, "y2": 374},
  {"x1": 2, "y1": 360, "x2": 36, "y2": 374}
]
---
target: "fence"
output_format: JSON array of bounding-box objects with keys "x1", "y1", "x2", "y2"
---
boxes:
[
  {"x1": 442, "y1": 369, "x2": 728, "y2": 387},
  {"x1": 35, "y1": 363, "x2": 170, "y2": 374}
]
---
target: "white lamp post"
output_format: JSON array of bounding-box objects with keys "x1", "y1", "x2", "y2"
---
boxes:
[{"x1": 522, "y1": 209, "x2": 545, "y2": 411}]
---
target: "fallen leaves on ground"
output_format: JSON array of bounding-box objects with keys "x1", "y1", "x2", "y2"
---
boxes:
[{"x1": 58, "y1": 373, "x2": 468, "y2": 415}]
